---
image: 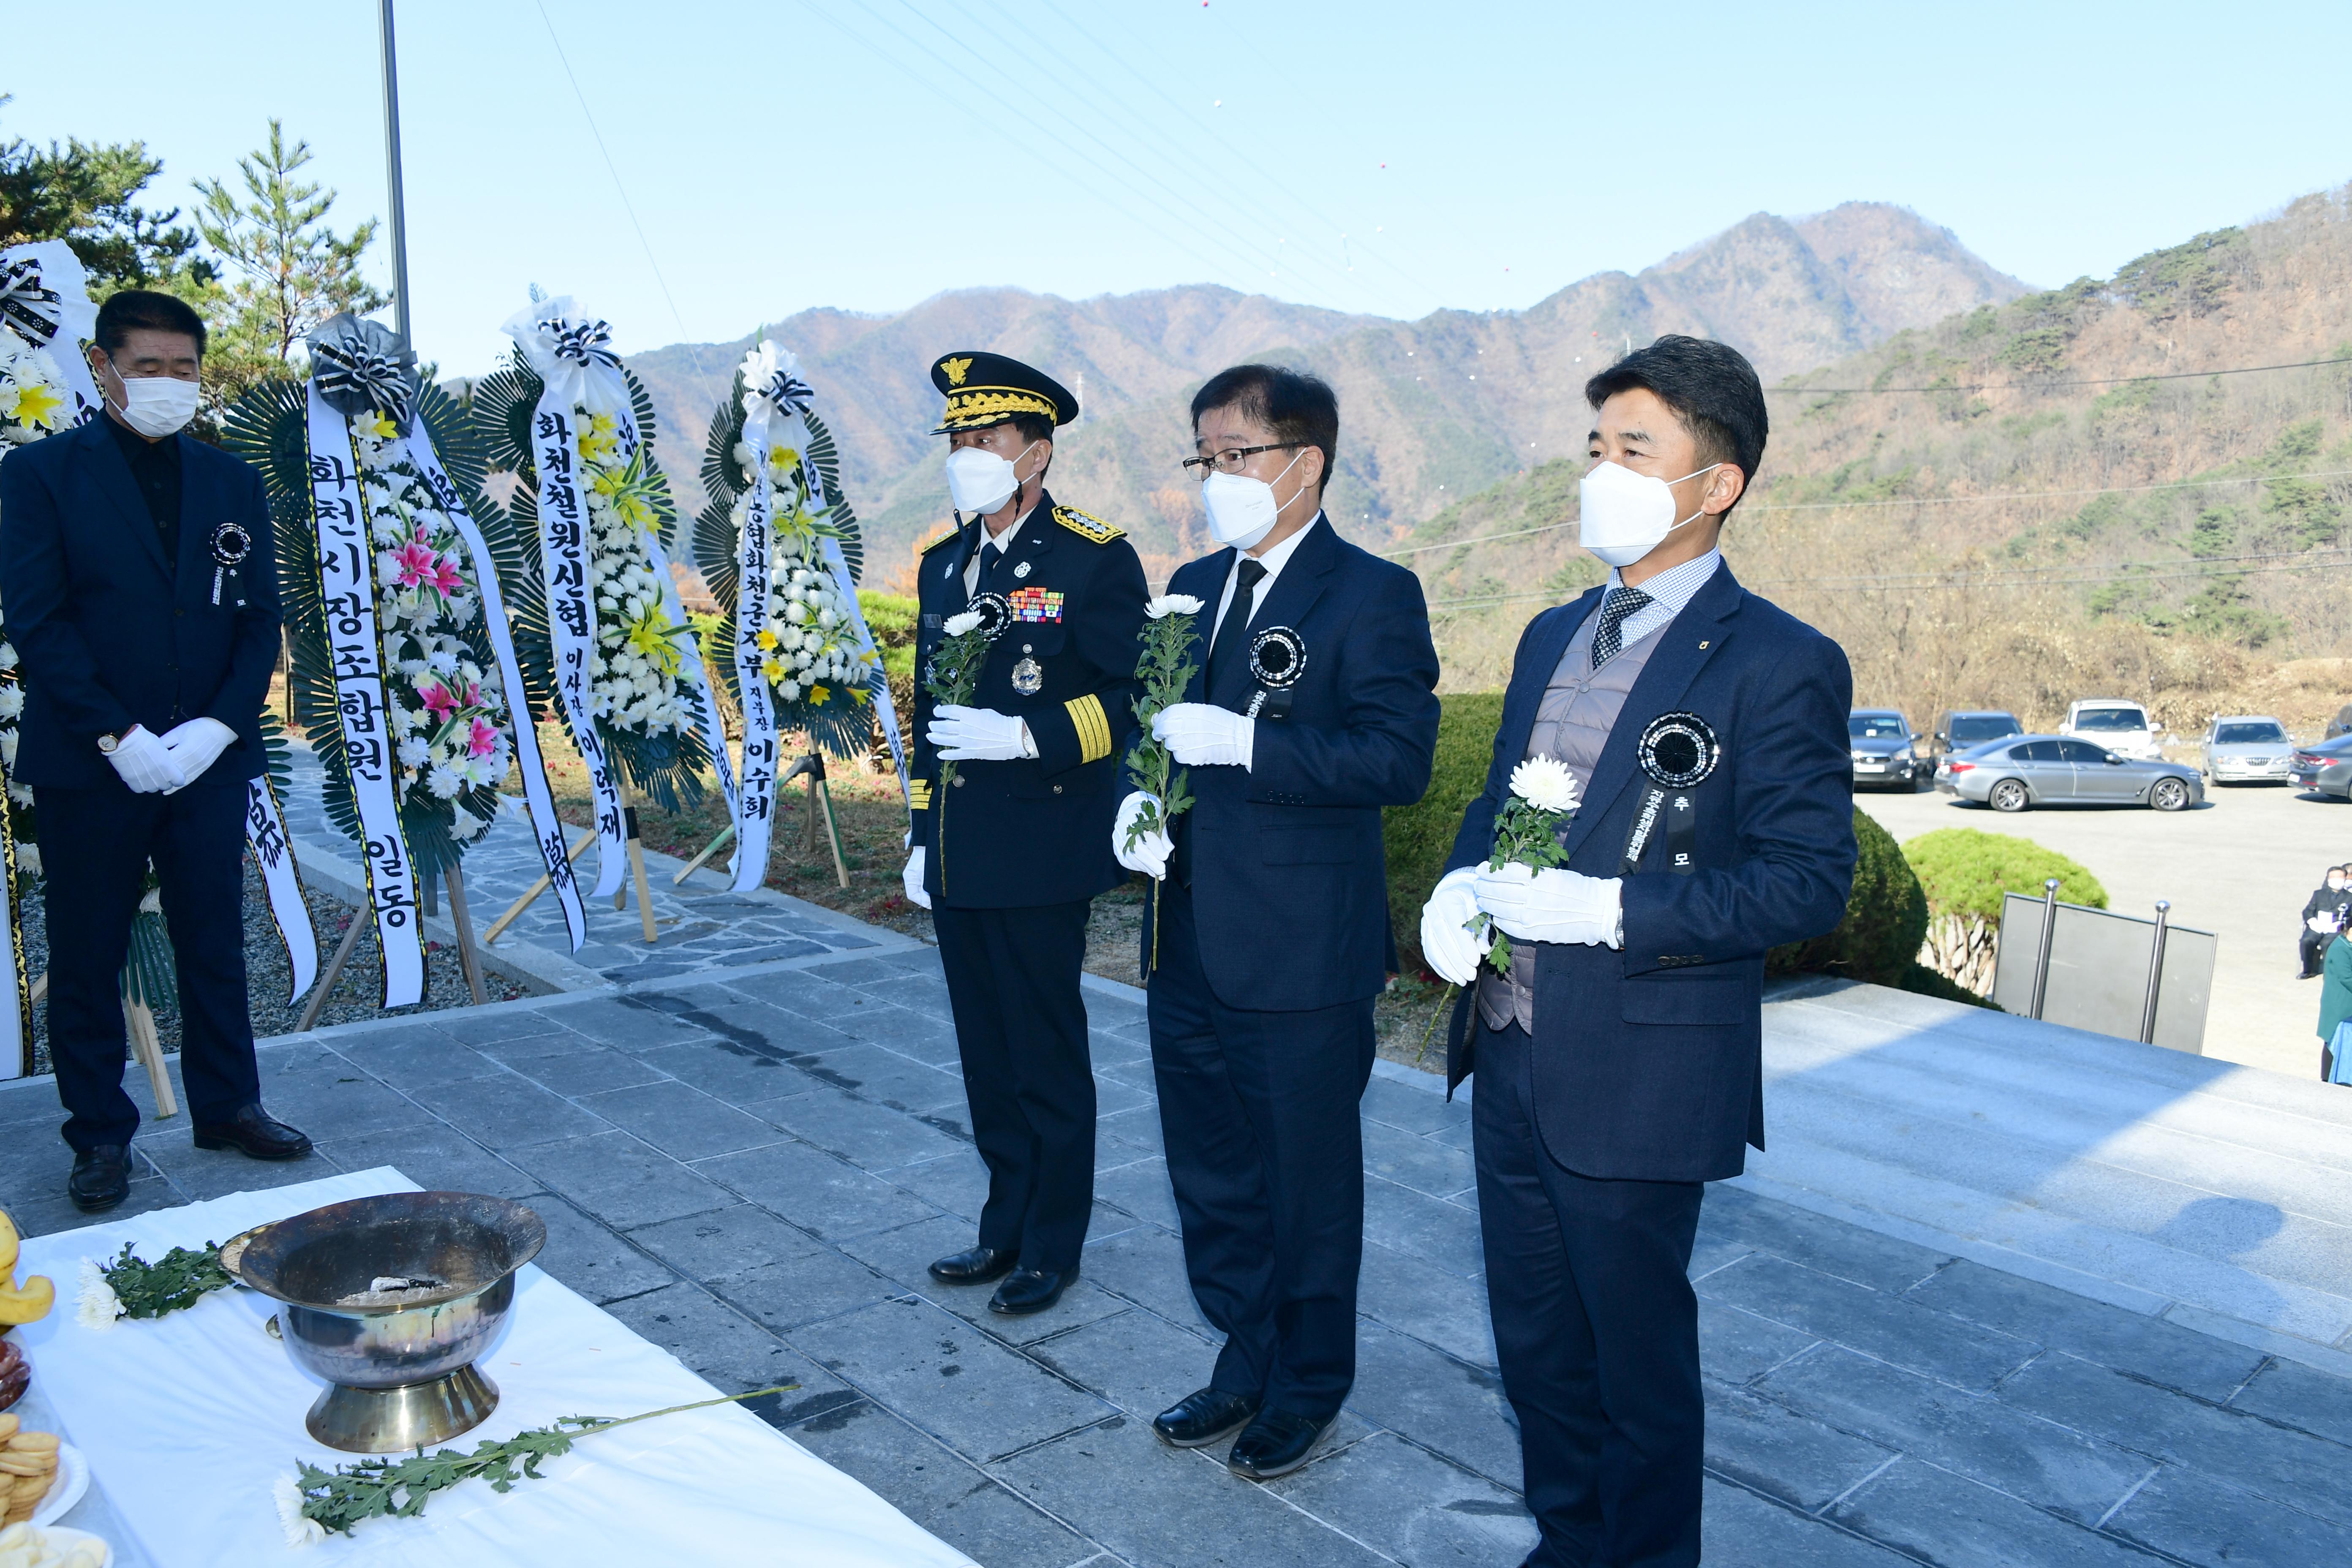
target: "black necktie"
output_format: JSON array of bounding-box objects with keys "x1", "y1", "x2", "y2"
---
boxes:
[
  {"x1": 1205, "y1": 558, "x2": 1269, "y2": 700},
  {"x1": 1592, "y1": 584, "x2": 1653, "y2": 669}
]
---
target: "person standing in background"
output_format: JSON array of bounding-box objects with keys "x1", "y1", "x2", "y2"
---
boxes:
[
  {"x1": 0, "y1": 289, "x2": 307, "y2": 1212},
  {"x1": 2297, "y1": 864, "x2": 2349, "y2": 979}
]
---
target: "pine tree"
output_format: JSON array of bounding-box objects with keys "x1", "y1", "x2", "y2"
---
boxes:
[{"x1": 0, "y1": 94, "x2": 206, "y2": 294}]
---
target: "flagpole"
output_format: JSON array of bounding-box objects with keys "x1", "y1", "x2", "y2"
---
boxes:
[{"x1": 378, "y1": 0, "x2": 413, "y2": 349}]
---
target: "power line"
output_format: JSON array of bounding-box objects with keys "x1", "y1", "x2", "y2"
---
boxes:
[
  {"x1": 1767, "y1": 353, "x2": 2352, "y2": 396},
  {"x1": 531, "y1": 0, "x2": 704, "y2": 381},
  {"x1": 1381, "y1": 468, "x2": 2352, "y2": 559}
]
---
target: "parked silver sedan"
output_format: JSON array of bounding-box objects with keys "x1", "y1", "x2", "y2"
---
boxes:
[
  {"x1": 2200, "y1": 716, "x2": 2293, "y2": 784},
  {"x1": 1936, "y1": 734, "x2": 2204, "y2": 812}
]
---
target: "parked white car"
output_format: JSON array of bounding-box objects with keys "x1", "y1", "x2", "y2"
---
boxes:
[
  {"x1": 2200, "y1": 715, "x2": 2293, "y2": 784},
  {"x1": 2061, "y1": 698, "x2": 2163, "y2": 761}
]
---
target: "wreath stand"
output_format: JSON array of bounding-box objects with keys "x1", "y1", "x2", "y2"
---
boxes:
[
  {"x1": 479, "y1": 782, "x2": 659, "y2": 948},
  {"x1": 674, "y1": 752, "x2": 849, "y2": 892},
  {"x1": 294, "y1": 865, "x2": 490, "y2": 1034},
  {"x1": 22, "y1": 971, "x2": 177, "y2": 1117}
]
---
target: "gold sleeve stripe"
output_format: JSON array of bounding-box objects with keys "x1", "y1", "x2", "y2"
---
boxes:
[
  {"x1": 909, "y1": 779, "x2": 933, "y2": 812},
  {"x1": 1066, "y1": 694, "x2": 1111, "y2": 764}
]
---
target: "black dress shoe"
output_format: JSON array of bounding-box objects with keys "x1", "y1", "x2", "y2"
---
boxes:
[
  {"x1": 1228, "y1": 1408, "x2": 1333, "y2": 1480},
  {"x1": 928, "y1": 1246, "x2": 1016, "y2": 1285},
  {"x1": 191, "y1": 1104, "x2": 313, "y2": 1160},
  {"x1": 1152, "y1": 1386, "x2": 1260, "y2": 1448},
  {"x1": 68, "y1": 1146, "x2": 132, "y2": 1212},
  {"x1": 987, "y1": 1265, "x2": 1075, "y2": 1316}
]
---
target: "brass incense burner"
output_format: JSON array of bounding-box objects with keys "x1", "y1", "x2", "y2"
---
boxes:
[{"x1": 222, "y1": 1192, "x2": 545, "y2": 1454}]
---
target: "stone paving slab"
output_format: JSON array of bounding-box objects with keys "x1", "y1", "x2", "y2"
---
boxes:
[{"x1": 7, "y1": 932, "x2": 2352, "y2": 1565}]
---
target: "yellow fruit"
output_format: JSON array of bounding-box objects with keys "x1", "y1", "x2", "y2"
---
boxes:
[{"x1": 0, "y1": 1211, "x2": 50, "y2": 1327}]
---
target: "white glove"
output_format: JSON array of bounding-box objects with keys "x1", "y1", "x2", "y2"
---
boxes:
[
  {"x1": 105, "y1": 724, "x2": 187, "y2": 795},
  {"x1": 1153, "y1": 702, "x2": 1254, "y2": 770},
  {"x1": 158, "y1": 716, "x2": 237, "y2": 792},
  {"x1": 928, "y1": 705, "x2": 1034, "y2": 762},
  {"x1": 1419, "y1": 866, "x2": 1484, "y2": 985},
  {"x1": 1474, "y1": 862, "x2": 1624, "y2": 949},
  {"x1": 901, "y1": 847, "x2": 931, "y2": 909},
  {"x1": 1114, "y1": 791, "x2": 1171, "y2": 880}
]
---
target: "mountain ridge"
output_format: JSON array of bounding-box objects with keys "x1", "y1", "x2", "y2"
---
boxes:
[{"x1": 625, "y1": 201, "x2": 2028, "y2": 586}]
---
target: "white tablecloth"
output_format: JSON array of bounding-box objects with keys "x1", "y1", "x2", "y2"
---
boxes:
[{"x1": 11, "y1": 1169, "x2": 975, "y2": 1568}]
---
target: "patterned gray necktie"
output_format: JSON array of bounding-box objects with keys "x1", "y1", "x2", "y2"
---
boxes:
[{"x1": 1592, "y1": 585, "x2": 1653, "y2": 668}]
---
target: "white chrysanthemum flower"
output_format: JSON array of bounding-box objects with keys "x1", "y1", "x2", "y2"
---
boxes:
[
  {"x1": 397, "y1": 737, "x2": 430, "y2": 768},
  {"x1": 1508, "y1": 755, "x2": 1580, "y2": 815},
  {"x1": 275, "y1": 1473, "x2": 326, "y2": 1549},
  {"x1": 425, "y1": 767, "x2": 464, "y2": 799},
  {"x1": 942, "y1": 610, "x2": 982, "y2": 637},
  {"x1": 78, "y1": 1257, "x2": 124, "y2": 1331},
  {"x1": 16, "y1": 842, "x2": 40, "y2": 879},
  {"x1": 1145, "y1": 594, "x2": 1206, "y2": 620},
  {"x1": 0, "y1": 643, "x2": 17, "y2": 671},
  {"x1": 0, "y1": 686, "x2": 21, "y2": 719}
]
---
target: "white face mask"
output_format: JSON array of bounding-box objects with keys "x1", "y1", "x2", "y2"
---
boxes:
[
  {"x1": 1577, "y1": 457, "x2": 1720, "y2": 569},
  {"x1": 944, "y1": 439, "x2": 1038, "y2": 516},
  {"x1": 102, "y1": 357, "x2": 201, "y2": 439},
  {"x1": 1200, "y1": 448, "x2": 1308, "y2": 553}
]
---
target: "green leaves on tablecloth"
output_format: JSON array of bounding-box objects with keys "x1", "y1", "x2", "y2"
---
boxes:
[{"x1": 78, "y1": 1243, "x2": 234, "y2": 1327}]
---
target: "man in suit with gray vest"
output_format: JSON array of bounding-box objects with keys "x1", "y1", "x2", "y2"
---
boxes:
[{"x1": 1419, "y1": 336, "x2": 1855, "y2": 1566}]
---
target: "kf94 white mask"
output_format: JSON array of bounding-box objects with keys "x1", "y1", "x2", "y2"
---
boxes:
[
  {"x1": 107, "y1": 369, "x2": 201, "y2": 439},
  {"x1": 944, "y1": 441, "x2": 1038, "y2": 516},
  {"x1": 1577, "y1": 458, "x2": 1720, "y2": 569},
  {"x1": 1199, "y1": 448, "x2": 1307, "y2": 553}
]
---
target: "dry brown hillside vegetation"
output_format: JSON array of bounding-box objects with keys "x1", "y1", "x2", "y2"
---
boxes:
[{"x1": 1410, "y1": 185, "x2": 2352, "y2": 730}]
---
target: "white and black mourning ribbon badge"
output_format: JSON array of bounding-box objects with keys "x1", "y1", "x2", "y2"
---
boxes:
[
  {"x1": 1622, "y1": 712, "x2": 1720, "y2": 877},
  {"x1": 208, "y1": 519, "x2": 254, "y2": 607},
  {"x1": 1241, "y1": 625, "x2": 1306, "y2": 721}
]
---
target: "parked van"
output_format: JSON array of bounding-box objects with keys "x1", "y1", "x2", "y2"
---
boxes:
[{"x1": 2061, "y1": 698, "x2": 2161, "y2": 761}]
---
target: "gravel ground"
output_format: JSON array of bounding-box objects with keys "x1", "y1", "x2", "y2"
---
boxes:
[{"x1": 22, "y1": 863, "x2": 528, "y2": 1077}]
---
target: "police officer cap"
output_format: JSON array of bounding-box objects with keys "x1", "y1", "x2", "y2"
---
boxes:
[{"x1": 930, "y1": 350, "x2": 1079, "y2": 434}]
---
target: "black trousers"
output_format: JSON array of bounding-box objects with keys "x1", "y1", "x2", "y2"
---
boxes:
[
  {"x1": 2302, "y1": 929, "x2": 2333, "y2": 978},
  {"x1": 1474, "y1": 1021, "x2": 1706, "y2": 1568},
  {"x1": 1146, "y1": 879, "x2": 1375, "y2": 1421},
  {"x1": 931, "y1": 898, "x2": 1097, "y2": 1272},
  {"x1": 38, "y1": 781, "x2": 259, "y2": 1152}
]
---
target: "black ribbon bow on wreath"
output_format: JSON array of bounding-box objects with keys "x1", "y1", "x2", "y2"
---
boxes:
[
  {"x1": 757, "y1": 367, "x2": 816, "y2": 419},
  {"x1": 0, "y1": 256, "x2": 64, "y2": 349},
  {"x1": 545, "y1": 318, "x2": 622, "y2": 373},
  {"x1": 307, "y1": 313, "x2": 419, "y2": 433}
]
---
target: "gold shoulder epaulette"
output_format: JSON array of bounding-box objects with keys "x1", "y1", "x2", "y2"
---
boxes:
[
  {"x1": 1053, "y1": 505, "x2": 1124, "y2": 544},
  {"x1": 919, "y1": 523, "x2": 964, "y2": 555}
]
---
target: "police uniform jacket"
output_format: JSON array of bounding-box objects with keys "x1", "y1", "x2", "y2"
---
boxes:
[
  {"x1": 1442, "y1": 563, "x2": 1856, "y2": 1183},
  {"x1": 0, "y1": 417, "x2": 281, "y2": 792},
  {"x1": 910, "y1": 487, "x2": 1148, "y2": 908}
]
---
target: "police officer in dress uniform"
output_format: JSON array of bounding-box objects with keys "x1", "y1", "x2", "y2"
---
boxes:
[
  {"x1": 1113, "y1": 365, "x2": 1440, "y2": 1481},
  {"x1": 0, "y1": 290, "x2": 310, "y2": 1212},
  {"x1": 899, "y1": 351, "x2": 1148, "y2": 1315},
  {"x1": 1420, "y1": 337, "x2": 1856, "y2": 1567}
]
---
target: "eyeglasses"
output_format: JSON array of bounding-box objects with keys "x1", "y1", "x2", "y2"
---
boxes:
[{"x1": 1179, "y1": 442, "x2": 1298, "y2": 482}]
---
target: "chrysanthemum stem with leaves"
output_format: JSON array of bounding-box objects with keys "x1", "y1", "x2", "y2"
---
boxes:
[
  {"x1": 923, "y1": 610, "x2": 999, "y2": 789},
  {"x1": 1123, "y1": 596, "x2": 1203, "y2": 850},
  {"x1": 1470, "y1": 757, "x2": 1581, "y2": 976}
]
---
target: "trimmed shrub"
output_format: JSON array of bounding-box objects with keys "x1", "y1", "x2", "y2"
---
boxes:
[
  {"x1": 1766, "y1": 809, "x2": 1927, "y2": 985},
  {"x1": 1384, "y1": 691, "x2": 1505, "y2": 975},
  {"x1": 1903, "y1": 828, "x2": 2107, "y2": 995}
]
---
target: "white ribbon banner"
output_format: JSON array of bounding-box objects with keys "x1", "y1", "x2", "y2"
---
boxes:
[
  {"x1": 0, "y1": 240, "x2": 101, "y2": 426},
  {"x1": 401, "y1": 430, "x2": 589, "y2": 952},
  {"x1": 242, "y1": 775, "x2": 318, "y2": 1007},
  {"x1": 730, "y1": 400, "x2": 782, "y2": 894},
  {"x1": 648, "y1": 511, "x2": 738, "y2": 826},
  {"x1": 525, "y1": 399, "x2": 630, "y2": 901},
  {"x1": 305, "y1": 384, "x2": 425, "y2": 1006},
  {"x1": 825, "y1": 533, "x2": 909, "y2": 802}
]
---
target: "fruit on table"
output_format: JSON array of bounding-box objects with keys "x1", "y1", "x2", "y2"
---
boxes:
[{"x1": 0, "y1": 1214, "x2": 49, "y2": 1327}]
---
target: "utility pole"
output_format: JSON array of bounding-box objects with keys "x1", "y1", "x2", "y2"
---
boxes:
[{"x1": 378, "y1": 0, "x2": 413, "y2": 348}]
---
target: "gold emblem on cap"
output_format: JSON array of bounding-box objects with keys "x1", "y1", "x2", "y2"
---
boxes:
[{"x1": 941, "y1": 356, "x2": 973, "y2": 387}]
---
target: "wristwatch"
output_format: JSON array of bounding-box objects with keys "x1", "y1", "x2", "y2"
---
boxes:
[{"x1": 96, "y1": 730, "x2": 124, "y2": 755}]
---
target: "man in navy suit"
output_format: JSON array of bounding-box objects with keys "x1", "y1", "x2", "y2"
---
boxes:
[
  {"x1": 1114, "y1": 364, "x2": 1439, "y2": 1481},
  {"x1": 1419, "y1": 336, "x2": 1854, "y2": 1566},
  {"x1": 0, "y1": 289, "x2": 307, "y2": 1212}
]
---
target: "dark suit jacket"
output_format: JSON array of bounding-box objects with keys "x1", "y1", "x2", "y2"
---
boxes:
[
  {"x1": 1144, "y1": 514, "x2": 1440, "y2": 1012},
  {"x1": 1443, "y1": 563, "x2": 1855, "y2": 1182},
  {"x1": 0, "y1": 416, "x2": 281, "y2": 792},
  {"x1": 909, "y1": 487, "x2": 1149, "y2": 908}
]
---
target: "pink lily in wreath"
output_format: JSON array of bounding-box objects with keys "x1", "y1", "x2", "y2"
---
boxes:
[
  {"x1": 419, "y1": 682, "x2": 461, "y2": 723},
  {"x1": 467, "y1": 716, "x2": 500, "y2": 759},
  {"x1": 395, "y1": 531, "x2": 464, "y2": 598}
]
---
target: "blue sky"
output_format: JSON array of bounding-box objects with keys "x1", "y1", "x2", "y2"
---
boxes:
[{"x1": 13, "y1": 1, "x2": 2351, "y2": 375}]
